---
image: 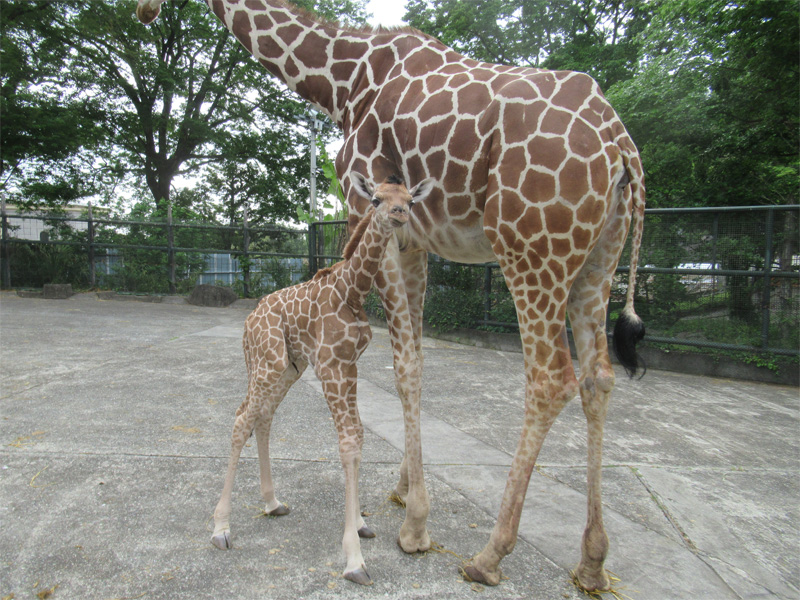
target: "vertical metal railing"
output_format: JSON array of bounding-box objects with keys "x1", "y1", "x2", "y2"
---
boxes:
[
  {"x1": 1, "y1": 199, "x2": 10, "y2": 289},
  {"x1": 760, "y1": 206, "x2": 775, "y2": 349},
  {"x1": 242, "y1": 203, "x2": 251, "y2": 299},
  {"x1": 87, "y1": 203, "x2": 96, "y2": 288},
  {"x1": 166, "y1": 203, "x2": 176, "y2": 295}
]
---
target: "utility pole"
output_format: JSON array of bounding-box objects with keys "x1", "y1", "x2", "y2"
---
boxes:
[
  {"x1": 306, "y1": 109, "x2": 323, "y2": 275},
  {"x1": 307, "y1": 109, "x2": 324, "y2": 222}
]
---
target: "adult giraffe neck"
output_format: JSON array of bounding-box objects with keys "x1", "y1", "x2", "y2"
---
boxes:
[{"x1": 206, "y1": 0, "x2": 418, "y2": 129}]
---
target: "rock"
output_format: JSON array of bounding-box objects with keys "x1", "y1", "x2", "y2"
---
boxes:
[
  {"x1": 187, "y1": 284, "x2": 238, "y2": 307},
  {"x1": 42, "y1": 284, "x2": 74, "y2": 299}
]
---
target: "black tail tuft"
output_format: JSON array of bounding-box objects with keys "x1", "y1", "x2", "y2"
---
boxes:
[{"x1": 613, "y1": 310, "x2": 646, "y2": 379}]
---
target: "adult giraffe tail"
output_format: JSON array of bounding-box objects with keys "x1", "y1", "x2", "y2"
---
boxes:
[{"x1": 612, "y1": 155, "x2": 646, "y2": 378}]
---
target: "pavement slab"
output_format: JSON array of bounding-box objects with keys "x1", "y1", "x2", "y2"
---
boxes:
[{"x1": 1, "y1": 291, "x2": 798, "y2": 600}]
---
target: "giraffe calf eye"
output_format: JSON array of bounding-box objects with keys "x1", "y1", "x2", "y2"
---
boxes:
[{"x1": 371, "y1": 197, "x2": 380, "y2": 207}]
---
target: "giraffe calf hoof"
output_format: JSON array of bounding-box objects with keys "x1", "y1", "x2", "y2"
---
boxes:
[
  {"x1": 266, "y1": 503, "x2": 290, "y2": 517},
  {"x1": 357, "y1": 524, "x2": 376, "y2": 538},
  {"x1": 211, "y1": 531, "x2": 232, "y2": 550},
  {"x1": 343, "y1": 567, "x2": 373, "y2": 586}
]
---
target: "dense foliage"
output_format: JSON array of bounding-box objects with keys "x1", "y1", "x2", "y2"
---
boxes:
[
  {"x1": 3, "y1": 0, "x2": 796, "y2": 216},
  {"x1": 1, "y1": 0, "x2": 365, "y2": 226}
]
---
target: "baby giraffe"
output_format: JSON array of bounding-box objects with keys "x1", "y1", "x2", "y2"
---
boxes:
[{"x1": 211, "y1": 173, "x2": 434, "y2": 585}]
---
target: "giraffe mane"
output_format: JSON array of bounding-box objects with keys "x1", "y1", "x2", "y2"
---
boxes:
[
  {"x1": 312, "y1": 264, "x2": 336, "y2": 280},
  {"x1": 342, "y1": 208, "x2": 375, "y2": 261},
  {"x1": 309, "y1": 207, "x2": 374, "y2": 282}
]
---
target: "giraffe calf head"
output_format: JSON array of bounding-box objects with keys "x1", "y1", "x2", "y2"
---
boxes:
[{"x1": 352, "y1": 173, "x2": 434, "y2": 230}]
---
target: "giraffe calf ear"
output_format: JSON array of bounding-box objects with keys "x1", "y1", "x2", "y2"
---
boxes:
[
  {"x1": 351, "y1": 172, "x2": 375, "y2": 200},
  {"x1": 409, "y1": 178, "x2": 435, "y2": 204}
]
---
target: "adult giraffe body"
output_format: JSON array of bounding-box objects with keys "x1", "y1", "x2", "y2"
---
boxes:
[{"x1": 137, "y1": 0, "x2": 646, "y2": 591}]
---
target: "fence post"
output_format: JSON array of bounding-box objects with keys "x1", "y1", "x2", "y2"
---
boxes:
[
  {"x1": 1, "y1": 198, "x2": 9, "y2": 289},
  {"x1": 760, "y1": 207, "x2": 775, "y2": 349},
  {"x1": 167, "y1": 201, "x2": 176, "y2": 295},
  {"x1": 483, "y1": 265, "x2": 492, "y2": 327},
  {"x1": 308, "y1": 222, "x2": 318, "y2": 276},
  {"x1": 88, "y1": 203, "x2": 96, "y2": 289},
  {"x1": 711, "y1": 213, "x2": 719, "y2": 301},
  {"x1": 242, "y1": 203, "x2": 250, "y2": 299},
  {"x1": 317, "y1": 219, "x2": 325, "y2": 264}
]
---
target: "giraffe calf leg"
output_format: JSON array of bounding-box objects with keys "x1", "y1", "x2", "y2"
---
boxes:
[
  {"x1": 211, "y1": 411, "x2": 251, "y2": 551},
  {"x1": 338, "y1": 434, "x2": 372, "y2": 585},
  {"x1": 253, "y1": 366, "x2": 303, "y2": 519},
  {"x1": 212, "y1": 335, "x2": 290, "y2": 551}
]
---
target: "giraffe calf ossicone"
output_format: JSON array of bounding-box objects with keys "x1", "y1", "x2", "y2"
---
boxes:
[{"x1": 210, "y1": 173, "x2": 434, "y2": 586}]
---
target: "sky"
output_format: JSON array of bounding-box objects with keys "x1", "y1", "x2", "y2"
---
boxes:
[{"x1": 365, "y1": 0, "x2": 408, "y2": 27}]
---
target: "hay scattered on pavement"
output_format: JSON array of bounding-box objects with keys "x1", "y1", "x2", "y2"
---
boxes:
[
  {"x1": 29, "y1": 466, "x2": 55, "y2": 488},
  {"x1": 569, "y1": 569, "x2": 633, "y2": 600}
]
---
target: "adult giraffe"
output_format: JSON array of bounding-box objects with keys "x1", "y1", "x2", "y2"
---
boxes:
[{"x1": 136, "y1": 0, "x2": 646, "y2": 591}]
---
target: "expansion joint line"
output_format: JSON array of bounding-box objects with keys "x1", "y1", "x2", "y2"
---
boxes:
[{"x1": 629, "y1": 466, "x2": 746, "y2": 600}]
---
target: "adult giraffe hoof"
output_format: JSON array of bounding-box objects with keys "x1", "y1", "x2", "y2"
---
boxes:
[
  {"x1": 343, "y1": 567, "x2": 373, "y2": 586},
  {"x1": 396, "y1": 529, "x2": 431, "y2": 553},
  {"x1": 461, "y1": 563, "x2": 501, "y2": 586},
  {"x1": 357, "y1": 524, "x2": 376, "y2": 538},
  {"x1": 211, "y1": 530, "x2": 232, "y2": 550},
  {"x1": 572, "y1": 566, "x2": 611, "y2": 593},
  {"x1": 265, "y1": 503, "x2": 290, "y2": 517}
]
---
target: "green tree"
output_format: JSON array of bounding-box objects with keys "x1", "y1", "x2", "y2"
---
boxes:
[
  {"x1": 3, "y1": 0, "x2": 365, "y2": 223},
  {"x1": 404, "y1": 0, "x2": 649, "y2": 88},
  {"x1": 605, "y1": 0, "x2": 799, "y2": 321},
  {"x1": 1, "y1": 1, "x2": 108, "y2": 209},
  {"x1": 607, "y1": 0, "x2": 799, "y2": 208},
  {"x1": 199, "y1": 126, "x2": 312, "y2": 237}
]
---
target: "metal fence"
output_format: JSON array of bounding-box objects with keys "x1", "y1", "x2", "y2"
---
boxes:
[
  {"x1": 2, "y1": 204, "x2": 798, "y2": 356},
  {"x1": 0, "y1": 204, "x2": 311, "y2": 298},
  {"x1": 312, "y1": 206, "x2": 799, "y2": 356}
]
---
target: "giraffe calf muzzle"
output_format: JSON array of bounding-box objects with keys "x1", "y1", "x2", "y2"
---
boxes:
[{"x1": 389, "y1": 206, "x2": 409, "y2": 226}]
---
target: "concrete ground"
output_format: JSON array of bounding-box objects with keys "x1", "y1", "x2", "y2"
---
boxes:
[{"x1": 0, "y1": 291, "x2": 797, "y2": 600}]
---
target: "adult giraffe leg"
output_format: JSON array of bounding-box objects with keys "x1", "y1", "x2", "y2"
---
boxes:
[
  {"x1": 466, "y1": 184, "x2": 581, "y2": 584},
  {"x1": 566, "y1": 194, "x2": 633, "y2": 592},
  {"x1": 465, "y1": 321, "x2": 578, "y2": 584},
  {"x1": 568, "y1": 294, "x2": 613, "y2": 592},
  {"x1": 389, "y1": 248, "x2": 428, "y2": 501},
  {"x1": 375, "y1": 241, "x2": 431, "y2": 553}
]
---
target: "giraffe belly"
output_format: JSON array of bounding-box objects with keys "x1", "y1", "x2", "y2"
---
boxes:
[{"x1": 405, "y1": 220, "x2": 495, "y2": 264}]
